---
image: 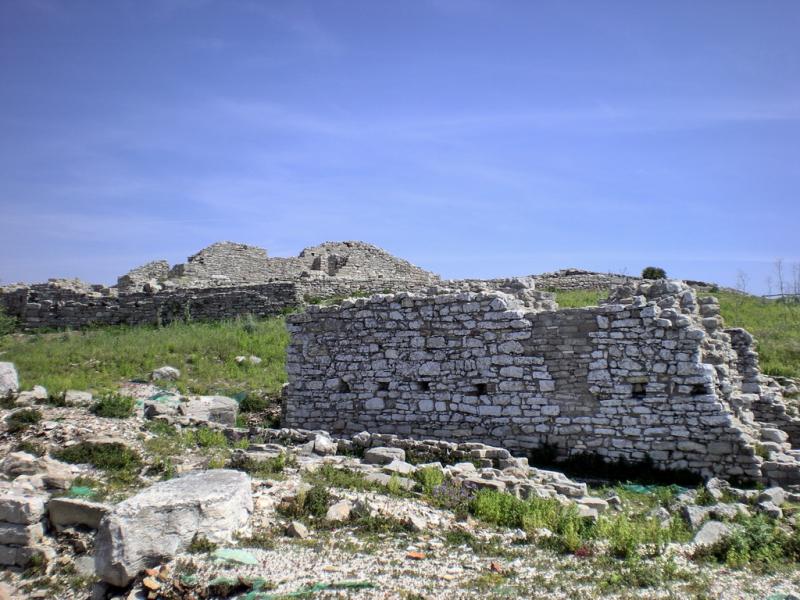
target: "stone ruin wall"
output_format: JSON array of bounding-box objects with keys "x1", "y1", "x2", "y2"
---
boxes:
[
  {"x1": 284, "y1": 280, "x2": 800, "y2": 485},
  {"x1": 0, "y1": 241, "x2": 442, "y2": 330},
  {"x1": 0, "y1": 282, "x2": 299, "y2": 330}
]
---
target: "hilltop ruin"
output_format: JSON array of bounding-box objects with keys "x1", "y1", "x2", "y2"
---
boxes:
[{"x1": 0, "y1": 241, "x2": 633, "y2": 330}]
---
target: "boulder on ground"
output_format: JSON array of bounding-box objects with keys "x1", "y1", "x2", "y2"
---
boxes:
[
  {"x1": 0, "y1": 363, "x2": 19, "y2": 399},
  {"x1": 95, "y1": 469, "x2": 252, "y2": 587},
  {"x1": 13, "y1": 386, "x2": 47, "y2": 407},
  {"x1": 693, "y1": 520, "x2": 732, "y2": 548},
  {"x1": 363, "y1": 447, "x2": 405, "y2": 465},
  {"x1": 150, "y1": 366, "x2": 180, "y2": 382},
  {"x1": 63, "y1": 390, "x2": 93, "y2": 407},
  {"x1": 178, "y1": 396, "x2": 238, "y2": 426}
]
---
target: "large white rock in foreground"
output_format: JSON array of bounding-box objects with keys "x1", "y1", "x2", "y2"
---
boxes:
[
  {"x1": 178, "y1": 395, "x2": 238, "y2": 426},
  {"x1": 95, "y1": 470, "x2": 252, "y2": 586},
  {"x1": 0, "y1": 363, "x2": 19, "y2": 399}
]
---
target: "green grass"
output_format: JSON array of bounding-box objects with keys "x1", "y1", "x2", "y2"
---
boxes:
[
  {"x1": 716, "y1": 291, "x2": 800, "y2": 378},
  {"x1": 552, "y1": 289, "x2": 608, "y2": 308},
  {"x1": 53, "y1": 442, "x2": 143, "y2": 488},
  {"x1": 0, "y1": 315, "x2": 289, "y2": 396}
]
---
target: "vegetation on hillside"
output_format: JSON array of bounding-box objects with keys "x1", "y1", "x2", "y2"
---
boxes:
[
  {"x1": 0, "y1": 315, "x2": 289, "y2": 396},
  {"x1": 716, "y1": 291, "x2": 800, "y2": 379}
]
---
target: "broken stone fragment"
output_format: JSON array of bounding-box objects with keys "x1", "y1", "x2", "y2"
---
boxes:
[
  {"x1": 94, "y1": 469, "x2": 252, "y2": 587},
  {"x1": 150, "y1": 366, "x2": 181, "y2": 381},
  {"x1": 325, "y1": 500, "x2": 352, "y2": 522},
  {"x1": 13, "y1": 385, "x2": 47, "y2": 407},
  {"x1": 0, "y1": 363, "x2": 19, "y2": 399},
  {"x1": 286, "y1": 520, "x2": 309, "y2": 539},
  {"x1": 178, "y1": 395, "x2": 238, "y2": 426},
  {"x1": 63, "y1": 390, "x2": 93, "y2": 407},
  {"x1": 235, "y1": 355, "x2": 262, "y2": 365}
]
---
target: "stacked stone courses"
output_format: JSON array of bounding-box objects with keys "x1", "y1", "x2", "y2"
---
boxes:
[{"x1": 284, "y1": 280, "x2": 800, "y2": 485}]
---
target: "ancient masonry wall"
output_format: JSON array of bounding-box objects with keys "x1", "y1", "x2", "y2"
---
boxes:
[
  {"x1": 0, "y1": 283, "x2": 299, "y2": 329},
  {"x1": 284, "y1": 281, "x2": 800, "y2": 484}
]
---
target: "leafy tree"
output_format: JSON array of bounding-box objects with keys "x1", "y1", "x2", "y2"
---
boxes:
[{"x1": 641, "y1": 266, "x2": 667, "y2": 280}]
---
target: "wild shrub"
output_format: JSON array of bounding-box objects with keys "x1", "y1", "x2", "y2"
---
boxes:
[
  {"x1": 6, "y1": 409, "x2": 42, "y2": 433},
  {"x1": 415, "y1": 466, "x2": 445, "y2": 495},
  {"x1": 91, "y1": 394, "x2": 135, "y2": 418},
  {"x1": 693, "y1": 514, "x2": 797, "y2": 570},
  {"x1": 0, "y1": 305, "x2": 16, "y2": 336}
]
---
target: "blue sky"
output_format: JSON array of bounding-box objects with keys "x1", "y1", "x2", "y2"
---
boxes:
[{"x1": 1, "y1": 1, "x2": 798, "y2": 293}]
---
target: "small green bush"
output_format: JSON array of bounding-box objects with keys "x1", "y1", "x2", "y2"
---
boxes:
[
  {"x1": 415, "y1": 466, "x2": 445, "y2": 495},
  {"x1": 188, "y1": 427, "x2": 229, "y2": 449},
  {"x1": 188, "y1": 534, "x2": 218, "y2": 554},
  {"x1": 0, "y1": 305, "x2": 16, "y2": 336},
  {"x1": 642, "y1": 266, "x2": 667, "y2": 280},
  {"x1": 239, "y1": 394, "x2": 268, "y2": 413},
  {"x1": 280, "y1": 484, "x2": 332, "y2": 519},
  {"x1": 231, "y1": 453, "x2": 293, "y2": 479},
  {"x1": 92, "y1": 394, "x2": 136, "y2": 418},
  {"x1": 6, "y1": 409, "x2": 42, "y2": 433}
]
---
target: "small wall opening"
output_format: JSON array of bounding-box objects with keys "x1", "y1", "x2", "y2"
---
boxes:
[
  {"x1": 475, "y1": 383, "x2": 488, "y2": 396},
  {"x1": 377, "y1": 381, "x2": 390, "y2": 392},
  {"x1": 414, "y1": 381, "x2": 430, "y2": 392},
  {"x1": 632, "y1": 382, "x2": 646, "y2": 399},
  {"x1": 691, "y1": 384, "x2": 707, "y2": 396},
  {"x1": 338, "y1": 379, "x2": 351, "y2": 393}
]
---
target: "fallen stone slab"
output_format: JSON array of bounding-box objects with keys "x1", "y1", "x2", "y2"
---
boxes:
[
  {"x1": 178, "y1": 396, "x2": 238, "y2": 426},
  {"x1": 325, "y1": 500, "x2": 352, "y2": 522},
  {"x1": 0, "y1": 363, "x2": 18, "y2": 399},
  {"x1": 363, "y1": 447, "x2": 406, "y2": 465},
  {"x1": 95, "y1": 470, "x2": 252, "y2": 587},
  {"x1": 48, "y1": 497, "x2": 109, "y2": 531},
  {"x1": 0, "y1": 544, "x2": 41, "y2": 568}
]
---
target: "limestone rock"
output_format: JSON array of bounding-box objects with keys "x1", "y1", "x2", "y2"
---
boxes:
[
  {"x1": 312, "y1": 433, "x2": 337, "y2": 456},
  {"x1": 0, "y1": 363, "x2": 19, "y2": 399},
  {"x1": 64, "y1": 390, "x2": 93, "y2": 407},
  {"x1": 363, "y1": 447, "x2": 406, "y2": 465},
  {"x1": 325, "y1": 500, "x2": 352, "y2": 522},
  {"x1": 48, "y1": 497, "x2": 109, "y2": 531},
  {"x1": 0, "y1": 522, "x2": 43, "y2": 545},
  {"x1": 178, "y1": 395, "x2": 238, "y2": 426},
  {"x1": 13, "y1": 386, "x2": 47, "y2": 407},
  {"x1": 758, "y1": 487, "x2": 786, "y2": 506},
  {"x1": 235, "y1": 355, "x2": 262, "y2": 365},
  {"x1": 0, "y1": 492, "x2": 47, "y2": 524},
  {"x1": 382, "y1": 459, "x2": 416, "y2": 476},
  {"x1": 150, "y1": 366, "x2": 181, "y2": 381},
  {"x1": 95, "y1": 470, "x2": 252, "y2": 586},
  {"x1": 693, "y1": 521, "x2": 732, "y2": 548},
  {"x1": 286, "y1": 521, "x2": 309, "y2": 539}
]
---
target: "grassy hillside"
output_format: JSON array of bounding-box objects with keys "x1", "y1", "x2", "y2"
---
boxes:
[
  {"x1": 553, "y1": 289, "x2": 799, "y2": 379},
  {"x1": 0, "y1": 315, "x2": 289, "y2": 396}
]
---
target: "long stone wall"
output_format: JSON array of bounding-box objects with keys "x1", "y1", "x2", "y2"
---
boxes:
[
  {"x1": 0, "y1": 282, "x2": 300, "y2": 329},
  {"x1": 284, "y1": 280, "x2": 800, "y2": 484}
]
